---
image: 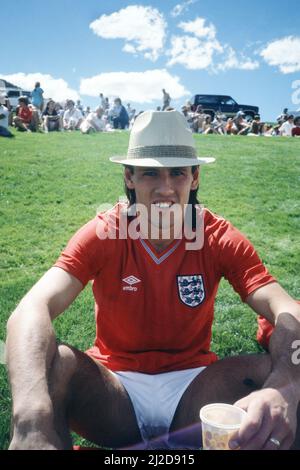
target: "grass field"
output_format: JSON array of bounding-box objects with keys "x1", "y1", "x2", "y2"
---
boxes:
[{"x1": 0, "y1": 129, "x2": 299, "y2": 449}]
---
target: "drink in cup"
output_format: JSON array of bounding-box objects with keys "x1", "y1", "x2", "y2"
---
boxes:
[{"x1": 200, "y1": 403, "x2": 247, "y2": 450}]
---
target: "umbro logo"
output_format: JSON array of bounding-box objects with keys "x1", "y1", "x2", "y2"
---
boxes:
[
  {"x1": 123, "y1": 275, "x2": 141, "y2": 285},
  {"x1": 122, "y1": 275, "x2": 141, "y2": 292}
]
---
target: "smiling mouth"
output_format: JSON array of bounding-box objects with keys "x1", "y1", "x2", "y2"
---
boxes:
[{"x1": 152, "y1": 201, "x2": 175, "y2": 209}]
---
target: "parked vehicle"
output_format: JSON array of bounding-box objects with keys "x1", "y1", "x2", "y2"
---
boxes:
[
  {"x1": 191, "y1": 94, "x2": 259, "y2": 121},
  {"x1": 0, "y1": 79, "x2": 31, "y2": 110}
]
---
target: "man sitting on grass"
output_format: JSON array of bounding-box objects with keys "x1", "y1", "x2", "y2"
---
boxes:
[
  {"x1": 13, "y1": 96, "x2": 40, "y2": 132},
  {"x1": 6, "y1": 111, "x2": 300, "y2": 450}
]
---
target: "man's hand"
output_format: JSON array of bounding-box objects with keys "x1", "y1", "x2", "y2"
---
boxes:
[{"x1": 229, "y1": 388, "x2": 297, "y2": 450}]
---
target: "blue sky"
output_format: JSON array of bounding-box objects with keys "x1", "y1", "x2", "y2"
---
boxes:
[{"x1": 1, "y1": 0, "x2": 300, "y2": 119}]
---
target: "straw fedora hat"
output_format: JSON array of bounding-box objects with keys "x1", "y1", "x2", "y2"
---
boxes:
[{"x1": 110, "y1": 110, "x2": 215, "y2": 167}]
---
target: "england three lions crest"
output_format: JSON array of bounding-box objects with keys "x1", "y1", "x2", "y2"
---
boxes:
[{"x1": 177, "y1": 275, "x2": 205, "y2": 307}]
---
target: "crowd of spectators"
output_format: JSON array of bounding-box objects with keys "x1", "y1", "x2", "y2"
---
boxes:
[
  {"x1": 180, "y1": 103, "x2": 300, "y2": 137},
  {"x1": 0, "y1": 83, "x2": 299, "y2": 138}
]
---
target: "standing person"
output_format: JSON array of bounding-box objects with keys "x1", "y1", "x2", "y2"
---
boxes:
[
  {"x1": 31, "y1": 82, "x2": 44, "y2": 112},
  {"x1": 6, "y1": 111, "x2": 300, "y2": 451},
  {"x1": 162, "y1": 89, "x2": 171, "y2": 111},
  {"x1": 99, "y1": 93, "x2": 106, "y2": 109}
]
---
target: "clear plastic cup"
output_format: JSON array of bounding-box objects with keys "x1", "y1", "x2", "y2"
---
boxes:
[{"x1": 200, "y1": 403, "x2": 247, "y2": 450}]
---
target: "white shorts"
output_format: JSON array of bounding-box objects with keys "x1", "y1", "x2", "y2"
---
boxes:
[{"x1": 112, "y1": 367, "x2": 205, "y2": 449}]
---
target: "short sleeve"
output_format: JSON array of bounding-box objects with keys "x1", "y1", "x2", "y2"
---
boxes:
[
  {"x1": 215, "y1": 220, "x2": 276, "y2": 301},
  {"x1": 54, "y1": 217, "x2": 105, "y2": 286}
]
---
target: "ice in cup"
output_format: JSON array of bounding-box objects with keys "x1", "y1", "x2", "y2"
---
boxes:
[{"x1": 200, "y1": 403, "x2": 247, "y2": 450}]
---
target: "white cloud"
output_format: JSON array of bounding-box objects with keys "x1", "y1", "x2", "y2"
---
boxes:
[
  {"x1": 167, "y1": 17, "x2": 259, "y2": 72},
  {"x1": 167, "y1": 19, "x2": 222, "y2": 70},
  {"x1": 179, "y1": 17, "x2": 216, "y2": 40},
  {"x1": 217, "y1": 46, "x2": 259, "y2": 71},
  {"x1": 80, "y1": 69, "x2": 189, "y2": 104},
  {"x1": 167, "y1": 35, "x2": 222, "y2": 70},
  {"x1": 0, "y1": 72, "x2": 79, "y2": 102},
  {"x1": 89, "y1": 5, "x2": 167, "y2": 61},
  {"x1": 171, "y1": 0, "x2": 198, "y2": 18},
  {"x1": 260, "y1": 36, "x2": 300, "y2": 74}
]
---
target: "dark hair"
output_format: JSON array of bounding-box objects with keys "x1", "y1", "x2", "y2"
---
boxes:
[
  {"x1": 18, "y1": 96, "x2": 29, "y2": 105},
  {"x1": 123, "y1": 166, "x2": 200, "y2": 229}
]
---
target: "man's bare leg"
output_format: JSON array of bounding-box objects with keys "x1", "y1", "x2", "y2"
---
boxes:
[
  {"x1": 168, "y1": 353, "x2": 300, "y2": 449},
  {"x1": 169, "y1": 354, "x2": 272, "y2": 448},
  {"x1": 48, "y1": 344, "x2": 142, "y2": 449}
]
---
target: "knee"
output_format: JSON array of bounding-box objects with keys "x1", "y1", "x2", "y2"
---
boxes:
[{"x1": 51, "y1": 344, "x2": 78, "y2": 386}]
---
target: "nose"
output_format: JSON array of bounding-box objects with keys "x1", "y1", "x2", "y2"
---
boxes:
[{"x1": 155, "y1": 172, "x2": 175, "y2": 196}]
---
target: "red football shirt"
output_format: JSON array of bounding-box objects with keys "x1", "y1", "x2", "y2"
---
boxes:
[
  {"x1": 292, "y1": 126, "x2": 300, "y2": 136},
  {"x1": 54, "y1": 203, "x2": 275, "y2": 373},
  {"x1": 18, "y1": 106, "x2": 32, "y2": 123}
]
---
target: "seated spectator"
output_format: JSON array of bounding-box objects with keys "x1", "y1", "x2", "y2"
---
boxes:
[
  {"x1": 232, "y1": 111, "x2": 251, "y2": 135},
  {"x1": 192, "y1": 105, "x2": 208, "y2": 133},
  {"x1": 128, "y1": 109, "x2": 137, "y2": 129},
  {"x1": 276, "y1": 108, "x2": 289, "y2": 126},
  {"x1": 109, "y1": 98, "x2": 129, "y2": 130},
  {"x1": 80, "y1": 107, "x2": 105, "y2": 134},
  {"x1": 181, "y1": 105, "x2": 194, "y2": 130},
  {"x1": 1, "y1": 94, "x2": 13, "y2": 126},
  {"x1": 0, "y1": 93, "x2": 14, "y2": 137},
  {"x1": 13, "y1": 96, "x2": 40, "y2": 132},
  {"x1": 63, "y1": 100, "x2": 83, "y2": 130},
  {"x1": 279, "y1": 115, "x2": 295, "y2": 136},
  {"x1": 225, "y1": 117, "x2": 234, "y2": 135},
  {"x1": 292, "y1": 117, "x2": 300, "y2": 137},
  {"x1": 84, "y1": 106, "x2": 91, "y2": 117},
  {"x1": 248, "y1": 115, "x2": 263, "y2": 135},
  {"x1": 76, "y1": 100, "x2": 84, "y2": 113},
  {"x1": 212, "y1": 113, "x2": 226, "y2": 135},
  {"x1": 262, "y1": 123, "x2": 274, "y2": 137},
  {"x1": 126, "y1": 103, "x2": 135, "y2": 121},
  {"x1": 202, "y1": 115, "x2": 215, "y2": 134},
  {"x1": 42, "y1": 100, "x2": 61, "y2": 132}
]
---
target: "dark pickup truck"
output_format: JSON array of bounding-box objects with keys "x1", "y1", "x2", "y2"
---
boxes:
[{"x1": 191, "y1": 94, "x2": 259, "y2": 120}]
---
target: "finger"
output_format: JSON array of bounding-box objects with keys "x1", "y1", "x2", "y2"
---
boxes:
[
  {"x1": 229, "y1": 400, "x2": 264, "y2": 449},
  {"x1": 262, "y1": 431, "x2": 294, "y2": 451},
  {"x1": 240, "y1": 412, "x2": 274, "y2": 450}
]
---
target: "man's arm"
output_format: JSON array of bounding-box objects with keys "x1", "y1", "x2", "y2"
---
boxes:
[
  {"x1": 230, "y1": 282, "x2": 300, "y2": 449},
  {"x1": 6, "y1": 267, "x2": 83, "y2": 449}
]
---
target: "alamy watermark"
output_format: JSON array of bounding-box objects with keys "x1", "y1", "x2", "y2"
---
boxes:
[
  {"x1": 95, "y1": 198, "x2": 205, "y2": 250},
  {"x1": 292, "y1": 340, "x2": 300, "y2": 365},
  {"x1": 291, "y1": 79, "x2": 300, "y2": 108}
]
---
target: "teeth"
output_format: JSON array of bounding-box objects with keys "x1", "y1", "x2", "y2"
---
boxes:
[{"x1": 154, "y1": 202, "x2": 172, "y2": 208}]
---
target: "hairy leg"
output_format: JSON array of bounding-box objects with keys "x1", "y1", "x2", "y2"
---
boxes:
[
  {"x1": 168, "y1": 353, "x2": 272, "y2": 448},
  {"x1": 48, "y1": 344, "x2": 141, "y2": 449}
]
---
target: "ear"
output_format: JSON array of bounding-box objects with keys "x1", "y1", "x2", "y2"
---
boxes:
[
  {"x1": 191, "y1": 167, "x2": 200, "y2": 190},
  {"x1": 124, "y1": 167, "x2": 135, "y2": 190}
]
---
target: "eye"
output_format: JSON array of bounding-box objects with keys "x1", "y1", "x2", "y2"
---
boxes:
[
  {"x1": 143, "y1": 170, "x2": 157, "y2": 176},
  {"x1": 171, "y1": 168, "x2": 185, "y2": 176}
]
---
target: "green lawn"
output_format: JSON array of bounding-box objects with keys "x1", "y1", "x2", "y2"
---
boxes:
[{"x1": 0, "y1": 130, "x2": 299, "y2": 449}]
